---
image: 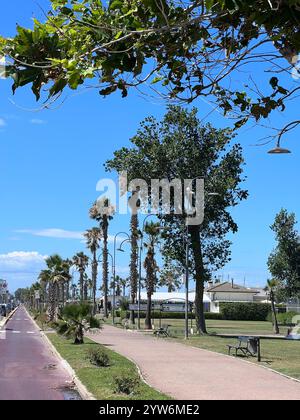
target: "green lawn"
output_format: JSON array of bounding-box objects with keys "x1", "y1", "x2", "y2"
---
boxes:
[
  {"x1": 151, "y1": 318, "x2": 290, "y2": 336},
  {"x1": 47, "y1": 333, "x2": 170, "y2": 400}
]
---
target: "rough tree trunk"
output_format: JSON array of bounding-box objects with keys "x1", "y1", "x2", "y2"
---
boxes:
[
  {"x1": 92, "y1": 251, "x2": 98, "y2": 315},
  {"x1": 130, "y1": 213, "x2": 139, "y2": 324},
  {"x1": 103, "y1": 219, "x2": 109, "y2": 318},
  {"x1": 190, "y1": 226, "x2": 207, "y2": 335},
  {"x1": 80, "y1": 270, "x2": 84, "y2": 302},
  {"x1": 271, "y1": 290, "x2": 280, "y2": 334}
]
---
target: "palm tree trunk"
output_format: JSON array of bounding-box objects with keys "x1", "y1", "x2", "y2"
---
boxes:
[
  {"x1": 190, "y1": 226, "x2": 207, "y2": 335},
  {"x1": 84, "y1": 280, "x2": 88, "y2": 301},
  {"x1": 49, "y1": 283, "x2": 56, "y2": 321},
  {"x1": 130, "y1": 213, "x2": 139, "y2": 324},
  {"x1": 80, "y1": 270, "x2": 84, "y2": 301},
  {"x1": 61, "y1": 283, "x2": 65, "y2": 307},
  {"x1": 103, "y1": 219, "x2": 109, "y2": 318},
  {"x1": 271, "y1": 290, "x2": 280, "y2": 334},
  {"x1": 92, "y1": 250, "x2": 98, "y2": 315}
]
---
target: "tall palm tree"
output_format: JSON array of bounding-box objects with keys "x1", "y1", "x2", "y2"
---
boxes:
[
  {"x1": 119, "y1": 277, "x2": 129, "y2": 297},
  {"x1": 38, "y1": 269, "x2": 51, "y2": 308},
  {"x1": 45, "y1": 254, "x2": 70, "y2": 321},
  {"x1": 265, "y1": 279, "x2": 280, "y2": 334},
  {"x1": 72, "y1": 252, "x2": 89, "y2": 302},
  {"x1": 84, "y1": 227, "x2": 102, "y2": 314},
  {"x1": 90, "y1": 197, "x2": 115, "y2": 317},
  {"x1": 143, "y1": 222, "x2": 161, "y2": 330}
]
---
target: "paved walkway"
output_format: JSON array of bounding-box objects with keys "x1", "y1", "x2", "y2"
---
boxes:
[
  {"x1": 0, "y1": 307, "x2": 74, "y2": 400},
  {"x1": 88, "y1": 325, "x2": 300, "y2": 400}
]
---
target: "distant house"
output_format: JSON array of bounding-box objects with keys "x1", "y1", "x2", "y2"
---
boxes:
[{"x1": 206, "y1": 282, "x2": 263, "y2": 313}]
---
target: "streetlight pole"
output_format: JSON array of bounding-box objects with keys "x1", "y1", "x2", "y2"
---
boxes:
[
  {"x1": 113, "y1": 232, "x2": 130, "y2": 325},
  {"x1": 184, "y1": 225, "x2": 189, "y2": 340}
]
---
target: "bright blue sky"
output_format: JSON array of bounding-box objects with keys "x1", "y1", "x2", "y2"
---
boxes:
[{"x1": 0, "y1": 1, "x2": 299, "y2": 293}]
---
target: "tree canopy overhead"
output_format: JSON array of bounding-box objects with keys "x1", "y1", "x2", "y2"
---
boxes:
[{"x1": 1, "y1": 1, "x2": 300, "y2": 142}]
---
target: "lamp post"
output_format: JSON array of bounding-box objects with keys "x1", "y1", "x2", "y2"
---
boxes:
[{"x1": 113, "y1": 232, "x2": 130, "y2": 325}]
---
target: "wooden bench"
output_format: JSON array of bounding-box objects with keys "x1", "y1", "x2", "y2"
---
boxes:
[
  {"x1": 154, "y1": 325, "x2": 171, "y2": 337},
  {"x1": 227, "y1": 336, "x2": 260, "y2": 359}
]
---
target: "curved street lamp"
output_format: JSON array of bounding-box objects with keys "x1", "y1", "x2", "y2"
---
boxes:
[{"x1": 112, "y1": 232, "x2": 130, "y2": 325}]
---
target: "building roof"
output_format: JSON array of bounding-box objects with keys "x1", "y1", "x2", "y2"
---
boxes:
[{"x1": 206, "y1": 282, "x2": 259, "y2": 294}]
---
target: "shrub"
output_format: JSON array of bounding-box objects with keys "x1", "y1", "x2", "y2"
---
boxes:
[
  {"x1": 116, "y1": 310, "x2": 223, "y2": 320},
  {"x1": 114, "y1": 374, "x2": 140, "y2": 395},
  {"x1": 86, "y1": 347, "x2": 110, "y2": 367},
  {"x1": 267, "y1": 311, "x2": 299, "y2": 325},
  {"x1": 220, "y1": 302, "x2": 271, "y2": 321}
]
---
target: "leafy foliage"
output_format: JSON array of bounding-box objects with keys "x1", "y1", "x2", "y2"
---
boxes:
[
  {"x1": 268, "y1": 209, "x2": 300, "y2": 299},
  {"x1": 86, "y1": 346, "x2": 111, "y2": 367},
  {"x1": 114, "y1": 374, "x2": 140, "y2": 395},
  {"x1": 1, "y1": 1, "x2": 300, "y2": 137},
  {"x1": 106, "y1": 106, "x2": 248, "y2": 333},
  {"x1": 56, "y1": 303, "x2": 101, "y2": 344},
  {"x1": 220, "y1": 302, "x2": 271, "y2": 321}
]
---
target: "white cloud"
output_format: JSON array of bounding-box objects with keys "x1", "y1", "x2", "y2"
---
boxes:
[
  {"x1": 0, "y1": 251, "x2": 48, "y2": 292},
  {"x1": 16, "y1": 228, "x2": 83, "y2": 240},
  {"x1": 0, "y1": 251, "x2": 47, "y2": 273},
  {"x1": 0, "y1": 118, "x2": 6, "y2": 127},
  {"x1": 16, "y1": 228, "x2": 120, "y2": 243},
  {"x1": 30, "y1": 118, "x2": 47, "y2": 125}
]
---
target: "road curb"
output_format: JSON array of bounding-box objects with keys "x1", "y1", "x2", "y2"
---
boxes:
[{"x1": 27, "y1": 310, "x2": 96, "y2": 401}]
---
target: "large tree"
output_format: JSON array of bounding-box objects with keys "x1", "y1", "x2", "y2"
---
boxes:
[
  {"x1": 106, "y1": 106, "x2": 248, "y2": 334},
  {"x1": 1, "y1": 1, "x2": 300, "y2": 143},
  {"x1": 268, "y1": 209, "x2": 300, "y2": 299}
]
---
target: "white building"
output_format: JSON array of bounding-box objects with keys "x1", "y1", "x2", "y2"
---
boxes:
[
  {"x1": 206, "y1": 282, "x2": 262, "y2": 313},
  {"x1": 140, "y1": 291, "x2": 211, "y2": 312}
]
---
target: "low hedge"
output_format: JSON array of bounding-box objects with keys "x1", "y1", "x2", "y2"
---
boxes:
[
  {"x1": 115, "y1": 310, "x2": 223, "y2": 321},
  {"x1": 220, "y1": 302, "x2": 271, "y2": 321}
]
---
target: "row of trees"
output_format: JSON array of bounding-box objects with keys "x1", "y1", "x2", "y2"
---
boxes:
[
  {"x1": 15, "y1": 109, "x2": 300, "y2": 334},
  {"x1": 17, "y1": 106, "x2": 248, "y2": 334}
]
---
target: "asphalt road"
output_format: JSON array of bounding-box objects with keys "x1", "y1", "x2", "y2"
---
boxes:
[{"x1": 0, "y1": 306, "x2": 74, "y2": 400}]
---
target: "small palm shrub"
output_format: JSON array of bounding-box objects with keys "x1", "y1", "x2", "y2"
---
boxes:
[
  {"x1": 114, "y1": 374, "x2": 140, "y2": 395},
  {"x1": 56, "y1": 303, "x2": 101, "y2": 344},
  {"x1": 86, "y1": 347, "x2": 110, "y2": 367}
]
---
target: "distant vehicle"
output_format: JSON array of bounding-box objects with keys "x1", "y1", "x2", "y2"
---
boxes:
[{"x1": 0, "y1": 304, "x2": 7, "y2": 317}]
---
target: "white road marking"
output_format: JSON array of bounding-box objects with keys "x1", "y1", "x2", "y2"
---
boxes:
[
  {"x1": 12, "y1": 331, "x2": 21, "y2": 334},
  {"x1": 27, "y1": 331, "x2": 35, "y2": 334}
]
